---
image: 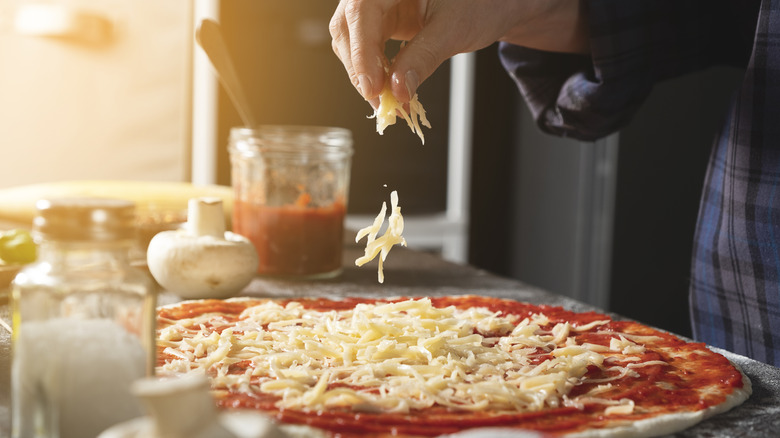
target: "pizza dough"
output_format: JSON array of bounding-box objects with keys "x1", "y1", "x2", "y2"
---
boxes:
[{"x1": 155, "y1": 296, "x2": 751, "y2": 438}]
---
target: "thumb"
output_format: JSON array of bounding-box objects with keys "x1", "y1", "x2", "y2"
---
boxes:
[{"x1": 388, "y1": 25, "x2": 456, "y2": 102}]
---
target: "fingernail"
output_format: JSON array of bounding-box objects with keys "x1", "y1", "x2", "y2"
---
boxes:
[
  {"x1": 405, "y1": 70, "x2": 420, "y2": 99},
  {"x1": 357, "y1": 74, "x2": 372, "y2": 100}
]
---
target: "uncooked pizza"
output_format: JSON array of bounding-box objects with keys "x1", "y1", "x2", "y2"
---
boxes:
[{"x1": 155, "y1": 295, "x2": 751, "y2": 437}]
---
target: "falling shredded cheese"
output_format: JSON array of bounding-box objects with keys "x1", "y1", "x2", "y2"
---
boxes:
[
  {"x1": 355, "y1": 190, "x2": 406, "y2": 283},
  {"x1": 157, "y1": 298, "x2": 665, "y2": 416},
  {"x1": 370, "y1": 71, "x2": 431, "y2": 144}
]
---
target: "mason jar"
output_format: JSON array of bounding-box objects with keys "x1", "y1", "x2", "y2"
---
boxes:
[
  {"x1": 11, "y1": 198, "x2": 156, "y2": 438},
  {"x1": 228, "y1": 125, "x2": 353, "y2": 279}
]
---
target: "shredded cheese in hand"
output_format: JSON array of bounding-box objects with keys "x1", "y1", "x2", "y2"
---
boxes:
[
  {"x1": 370, "y1": 73, "x2": 431, "y2": 144},
  {"x1": 355, "y1": 190, "x2": 406, "y2": 283}
]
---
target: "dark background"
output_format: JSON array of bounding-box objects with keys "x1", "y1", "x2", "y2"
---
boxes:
[
  {"x1": 216, "y1": 1, "x2": 744, "y2": 338},
  {"x1": 216, "y1": 1, "x2": 451, "y2": 216}
]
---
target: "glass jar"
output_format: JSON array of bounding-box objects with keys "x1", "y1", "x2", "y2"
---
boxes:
[
  {"x1": 229, "y1": 125, "x2": 353, "y2": 279},
  {"x1": 11, "y1": 198, "x2": 156, "y2": 438}
]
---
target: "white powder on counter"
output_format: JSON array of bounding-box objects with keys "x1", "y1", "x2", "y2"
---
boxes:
[{"x1": 13, "y1": 318, "x2": 146, "y2": 438}]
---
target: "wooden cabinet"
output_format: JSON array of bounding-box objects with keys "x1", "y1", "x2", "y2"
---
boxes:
[{"x1": 0, "y1": 1, "x2": 193, "y2": 187}]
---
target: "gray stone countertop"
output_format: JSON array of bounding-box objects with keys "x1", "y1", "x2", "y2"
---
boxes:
[{"x1": 2, "y1": 244, "x2": 779, "y2": 437}]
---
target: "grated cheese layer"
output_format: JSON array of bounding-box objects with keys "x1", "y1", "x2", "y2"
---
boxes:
[{"x1": 157, "y1": 298, "x2": 660, "y2": 415}]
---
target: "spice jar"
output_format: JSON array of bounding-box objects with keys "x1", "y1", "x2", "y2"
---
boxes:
[
  {"x1": 11, "y1": 198, "x2": 156, "y2": 438},
  {"x1": 229, "y1": 125, "x2": 353, "y2": 279}
]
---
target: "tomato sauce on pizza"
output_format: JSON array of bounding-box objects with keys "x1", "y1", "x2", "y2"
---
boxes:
[{"x1": 156, "y1": 295, "x2": 750, "y2": 437}]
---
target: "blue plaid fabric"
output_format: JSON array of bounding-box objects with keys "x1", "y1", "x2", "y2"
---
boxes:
[{"x1": 500, "y1": 0, "x2": 780, "y2": 366}]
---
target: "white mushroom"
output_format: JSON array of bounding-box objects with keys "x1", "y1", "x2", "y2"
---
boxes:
[
  {"x1": 146, "y1": 197, "x2": 258, "y2": 299},
  {"x1": 99, "y1": 374, "x2": 293, "y2": 438}
]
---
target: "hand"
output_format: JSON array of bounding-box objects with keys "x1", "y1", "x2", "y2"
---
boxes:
[{"x1": 329, "y1": 0, "x2": 588, "y2": 104}]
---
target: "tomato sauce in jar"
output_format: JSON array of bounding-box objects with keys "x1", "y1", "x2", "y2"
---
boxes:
[
  {"x1": 233, "y1": 197, "x2": 346, "y2": 277},
  {"x1": 228, "y1": 125, "x2": 353, "y2": 278}
]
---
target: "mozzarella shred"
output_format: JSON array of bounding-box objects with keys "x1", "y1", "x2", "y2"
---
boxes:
[
  {"x1": 157, "y1": 298, "x2": 665, "y2": 415},
  {"x1": 355, "y1": 190, "x2": 406, "y2": 283},
  {"x1": 370, "y1": 79, "x2": 431, "y2": 144}
]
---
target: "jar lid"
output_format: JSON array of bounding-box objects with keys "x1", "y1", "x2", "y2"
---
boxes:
[{"x1": 33, "y1": 198, "x2": 136, "y2": 242}]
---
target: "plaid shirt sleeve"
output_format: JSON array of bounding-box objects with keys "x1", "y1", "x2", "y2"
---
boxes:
[{"x1": 499, "y1": 0, "x2": 757, "y2": 141}]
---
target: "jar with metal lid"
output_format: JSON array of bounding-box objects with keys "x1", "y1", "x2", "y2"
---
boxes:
[
  {"x1": 228, "y1": 125, "x2": 353, "y2": 279},
  {"x1": 11, "y1": 198, "x2": 156, "y2": 438}
]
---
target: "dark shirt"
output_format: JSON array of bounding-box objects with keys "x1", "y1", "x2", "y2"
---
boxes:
[{"x1": 499, "y1": 0, "x2": 780, "y2": 366}]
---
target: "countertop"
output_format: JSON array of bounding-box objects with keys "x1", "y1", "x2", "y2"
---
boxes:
[{"x1": 2, "y1": 243, "x2": 780, "y2": 437}]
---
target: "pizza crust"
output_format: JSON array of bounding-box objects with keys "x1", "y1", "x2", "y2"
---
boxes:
[
  {"x1": 441, "y1": 365, "x2": 751, "y2": 438},
  {"x1": 564, "y1": 365, "x2": 751, "y2": 438},
  {"x1": 155, "y1": 296, "x2": 752, "y2": 438}
]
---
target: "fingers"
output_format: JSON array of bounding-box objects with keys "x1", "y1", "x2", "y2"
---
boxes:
[
  {"x1": 388, "y1": 16, "x2": 457, "y2": 102},
  {"x1": 388, "y1": 1, "x2": 517, "y2": 102},
  {"x1": 330, "y1": 0, "x2": 512, "y2": 104},
  {"x1": 330, "y1": 0, "x2": 397, "y2": 102},
  {"x1": 345, "y1": 0, "x2": 394, "y2": 100},
  {"x1": 329, "y1": 2, "x2": 360, "y2": 93}
]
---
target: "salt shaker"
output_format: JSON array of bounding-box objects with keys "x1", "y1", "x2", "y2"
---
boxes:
[{"x1": 11, "y1": 198, "x2": 156, "y2": 438}]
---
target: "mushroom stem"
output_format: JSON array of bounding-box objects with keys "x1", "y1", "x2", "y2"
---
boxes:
[{"x1": 187, "y1": 197, "x2": 225, "y2": 238}]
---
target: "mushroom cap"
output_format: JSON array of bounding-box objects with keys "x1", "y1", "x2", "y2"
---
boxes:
[{"x1": 147, "y1": 231, "x2": 258, "y2": 299}]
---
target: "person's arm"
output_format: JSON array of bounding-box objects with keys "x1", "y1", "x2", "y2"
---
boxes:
[
  {"x1": 502, "y1": 0, "x2": 760, "y2": 141},
  {"x1": 329, "y1": 0, "x2": 587, "y2": 105}
]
